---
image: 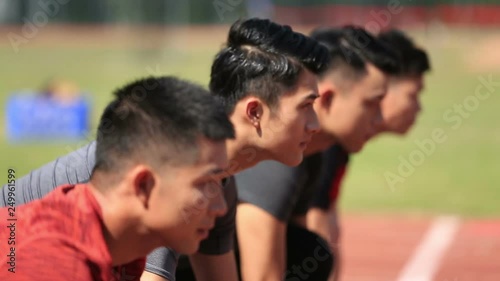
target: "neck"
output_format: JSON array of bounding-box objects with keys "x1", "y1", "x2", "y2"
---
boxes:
[
  {"x1": 89, "y1": 182, "x2": 158, "y2": 266},
  {"x1": 225, "y1": 137, "x2": 264, "y2": 176},
  {"x1": 304, "y1": 130, "x2": 336, "y2": 156}
]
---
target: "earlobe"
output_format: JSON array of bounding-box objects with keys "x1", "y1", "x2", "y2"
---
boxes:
[
  {"x1": 246, "y1": 100, "x2": 262, "y2": 128},
  {"x1": 252, "y1": 113, "x2": 260, "y2": 127}
]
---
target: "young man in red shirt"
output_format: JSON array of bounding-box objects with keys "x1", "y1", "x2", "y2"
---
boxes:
[{"x1": 0, "y1": 76, "x2": 236, "y2": 281}]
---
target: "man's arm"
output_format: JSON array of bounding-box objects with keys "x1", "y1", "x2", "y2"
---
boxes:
[
  {"x1": 236, "y1": 203, "x2": 286, "y2": 281},
  {"x1": 235, "y1": 161, "x2": 304, "y2": 281},
  {"x1": 306, "y1": 204, "x2": 340, "y2": 281},
  {"x1": 142, "y1": 247, "x2": 177, "y2": 281},
  {"x1": 327, "y1": 205, "x2": 340, "y2": 281},
  {"x1": 305, "y1": 145, "x2": 349, "y2": 281},
  {"x1": 306, "y1": 206, "x2": 339, "y2": 247},
  {"x1": 190, "y1": 251, "x2": 238, "y2": 281},
  {"x1": 141, "y1": 271, "x2": 170, "y2": 281},
  {"x1": 0, "y1": 141, "x2": 96, "y2": 207}
]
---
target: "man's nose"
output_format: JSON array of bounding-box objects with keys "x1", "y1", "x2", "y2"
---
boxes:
[
  {"x1": 207, "y1": 184, "x2": 228, "y2": 218},
  {"x1": 306, "y1": 109, "x2": 320, "y2": 134},
  {"x1": 373, "y1": 107, "x2": 384, "y2": 130}
]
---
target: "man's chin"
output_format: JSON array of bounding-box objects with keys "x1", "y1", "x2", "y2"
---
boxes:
[
  {"x1": 347, "y1": 143, "x2": 364, "y2": 154},
  {"x1": 172, "y1": 243, "x2": 200, "y2": 255},
  {"x1": 276, "y1": 152, "x2": 303, "y2": 167},
  {"x1": 395, "y1": 124, "x2": 413, "y2": 135}
]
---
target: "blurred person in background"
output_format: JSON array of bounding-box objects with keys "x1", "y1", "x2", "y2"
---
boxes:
[
  {"x1": 306, "y1": 29, "x2": 431, "y2": 281},
  {"x1": 41, "y1": 78, "x2": 81, "y2": 104}
]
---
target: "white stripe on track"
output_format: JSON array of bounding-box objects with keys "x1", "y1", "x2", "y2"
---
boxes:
[{"x1": 396, "y1": 216, "x2": 461, "y2": 281}]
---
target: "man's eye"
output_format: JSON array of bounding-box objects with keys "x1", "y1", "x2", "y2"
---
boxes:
[
  {"x1": 370, "y1": 97, "x2": 383, "y2": 104},
  {"x1": 199, "y1": 179, "x2": 222, "y2": 188},
  {"x1": 196, "y1": 182, "x2": 208, "y2": 189}
]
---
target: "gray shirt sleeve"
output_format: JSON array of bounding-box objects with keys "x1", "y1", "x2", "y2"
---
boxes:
[
  {"x1": 235, "y1": 161, "x2": 307, "y2": 222},
  {"x1": 0, "y1": 141, "x2": 96, "y2": 207},
  {"x1": 145, "y1": 248, "x2": 179, "y2": 281}
]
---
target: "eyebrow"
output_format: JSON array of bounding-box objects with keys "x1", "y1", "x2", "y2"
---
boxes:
[
  {"x1": 203, "y1": 167, "x2": 230, "y2": 180},
  {"x1": 206, "y1": 167, "x2": 224, "y2": 176},
  {"x1": 303, "y1": 93, "x2": 320, "y2": 101},
  {"x1": 196, "y1": 168, "x2": 227, "y2": 185},
  {"x1": 373, "y1": 88, "x2": 387, "y2": 98}
]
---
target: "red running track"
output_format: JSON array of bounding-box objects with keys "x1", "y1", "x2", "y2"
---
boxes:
[{"x1": 340, "y1": 215, "x2": 500, "y2": 281}]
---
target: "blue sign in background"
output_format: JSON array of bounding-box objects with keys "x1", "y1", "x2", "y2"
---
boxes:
[{"x1": 6, "y1": 93, "x2": 91, "y2": 143}]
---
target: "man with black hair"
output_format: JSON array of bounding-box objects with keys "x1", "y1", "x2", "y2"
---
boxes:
[
  {"x1": 234, "y1": 26, "x2": 400, "y2": 281},
  {"x1": 0, "y1": 76, "x2": 235, "y2": 281},
  {"x1": 148, "y1": 17, "x2": 329, "y2": 281},
  {"x1": 1, "y1": 18, "x2": 329, "y2": 281},
  {"x1": 306, "y1": 29, "x2": 431, "y2": 281},
  {"x1": 378, "y1": 29, "x2": 430, "y2": 135}
]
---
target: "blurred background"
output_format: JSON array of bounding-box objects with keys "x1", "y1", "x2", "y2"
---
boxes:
[
  {"x1": 1, "y1": 0, "x2": 498, "y2": 216},
  {"x1": 0, "y1": 0, "x2": 498, "y2": 279}
]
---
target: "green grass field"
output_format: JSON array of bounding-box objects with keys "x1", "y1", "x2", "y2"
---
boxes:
[{"x1": 0, "y1": 26, "x2": 498, "y2": 218}]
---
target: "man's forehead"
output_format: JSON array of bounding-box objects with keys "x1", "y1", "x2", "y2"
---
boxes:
[
  {"x1": 296, "y1": 69, "x2": 319, "y2": 89},
  {"x1": 392, "y1": 75, "x2": 425, "y2": 92},
  {"x1": 195, "y1": 138, "x2": 228, "y2": 168}
]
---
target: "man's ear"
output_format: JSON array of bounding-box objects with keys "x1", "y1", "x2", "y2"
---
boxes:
[
  {"x1": 318, "y1": 79, "x2": 338, "y2": 108},
  {"x1": 320, "y1": 89, "x2": 334, "y2": 108},
  {"x1": 132, "y1": 166, "x2": 156, "y2": 209},
  {"x1": 245, "y1": 98, "x2": 263, "y2": 129}
]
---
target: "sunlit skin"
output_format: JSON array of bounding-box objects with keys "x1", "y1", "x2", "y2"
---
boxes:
[
  {"x1": 89, "y1": 137, "x2": 229, "y2": 265},
  {"x1": 306, "y1": 63, "x2": 389, "y2": 155},
  {"x1": 380, "y1": 75, "x2": 425, "y2": 135},
  {"x1": 140, "y1": 70, "x2": 323, "y2": 281},
  {"x1": 304, "y1": 74, "x2": 427, "y2": 281},
  {"x1": 224, "y1": 69, "x2": 321, "y2": 174}
]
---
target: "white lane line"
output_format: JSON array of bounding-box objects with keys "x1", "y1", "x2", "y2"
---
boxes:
[{"x1": 396, "y1": 215, "x2": 461, "y2": 281}]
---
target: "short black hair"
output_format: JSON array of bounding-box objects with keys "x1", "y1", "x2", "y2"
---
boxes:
[
  {"x1": 209, "y1": 18, "x2": 330, "y2": 113},
  {"x1": 378, "y1": 29, "x2": 431, "y2": 76},
  {"x1": 310, "y1": 25, "x2": 400, "y2": 79},
  {"x1": 93, "y1": 76, "x2": 235, "y2": 174}
]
